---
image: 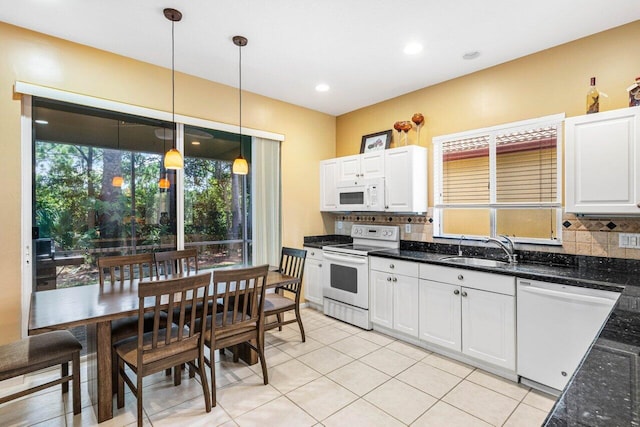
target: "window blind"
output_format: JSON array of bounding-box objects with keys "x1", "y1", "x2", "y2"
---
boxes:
[{"x1": 442, "y1": 135, "x2": 490, "y2": 204}]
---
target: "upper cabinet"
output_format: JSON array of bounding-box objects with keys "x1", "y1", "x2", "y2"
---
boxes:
[
  {"x1": 338, "y1": 152, "x2": 385, "y2": 181},
  {"x1": 320, "y1": 145, "x2": 427, "y2": 213},
  {"x1": 566, "y1": 106, "x2": 640, "y2": 214}
]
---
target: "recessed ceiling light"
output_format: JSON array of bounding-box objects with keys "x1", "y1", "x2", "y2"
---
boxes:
[
  {"x1": 463, "y1": 51, "x2": 480, "y2": 60},
  {"x1": 191, "y1": 141, "x2": 200, "y2": 145},
  {"x1": 404, "y1": 42, "x2": 423, "y2": 55},
  {"x1": 35, "y1": 119, "x2": 48, "y2": 124},
  {"x1": 315, "y1": 83, "x2": 330, "y2": 92}
]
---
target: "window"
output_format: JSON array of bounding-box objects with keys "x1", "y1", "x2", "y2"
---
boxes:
[
  {"x1": 433, "y1": 114, "x2": 564, "y2": 244},
  {"x1": 32, "y1": 98, "x2": 251, "y2": 289}
]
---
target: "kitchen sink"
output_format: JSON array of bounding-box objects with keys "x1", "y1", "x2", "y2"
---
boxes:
[{"x1": 442, "y1": 256, "x2": 510, "y2": 268}]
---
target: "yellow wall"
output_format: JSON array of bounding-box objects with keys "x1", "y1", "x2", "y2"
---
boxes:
[
  {"x1": 336, "y1": 20, "x2": 640, "y2": 209},
  {"x1": 0, "y1": 22, "x2": 336, "y2": 343}
]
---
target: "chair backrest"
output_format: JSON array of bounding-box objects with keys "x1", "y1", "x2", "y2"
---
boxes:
[
  {"x1": 154, "y1": 248, "x2": 199, "y2": 278},
  {"x1": 136, "y1": 272, "x2": 212, "y2": 367},
  {"x1": 210, "y1": 265, "x2": 269, "y2": 334},
  {"x1": 277, "y1": 247, "x2": 307, "y2": 294},
  {"x1": 98, "y1": 253, "x2": 155, "y2": 286}
]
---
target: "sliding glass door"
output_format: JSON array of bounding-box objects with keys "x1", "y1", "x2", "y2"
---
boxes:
[{"x1": 31, "y1": 98, "x2": 249, "y2": 290}]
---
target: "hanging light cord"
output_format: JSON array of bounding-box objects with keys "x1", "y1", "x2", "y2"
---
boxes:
[
  {"x1": 171, "y1": 18, "x2": 176, "y2": 146},
  {"x1": 238, "y1": 40, "x2": 243, "y2": 149}
]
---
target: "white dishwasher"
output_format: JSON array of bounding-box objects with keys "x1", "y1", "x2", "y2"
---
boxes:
[{"x1": 517, "y1": 278, "x2": 619, "y2": 392}]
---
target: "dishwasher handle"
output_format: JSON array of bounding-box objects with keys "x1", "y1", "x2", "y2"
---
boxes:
[{"x1": 519, "y1": 282, "x2": 617, "y2": 306}]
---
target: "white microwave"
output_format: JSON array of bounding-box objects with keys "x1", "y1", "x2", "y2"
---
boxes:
[{"x1": 336, "y1": 178, "x2": 385, "y2": 211}]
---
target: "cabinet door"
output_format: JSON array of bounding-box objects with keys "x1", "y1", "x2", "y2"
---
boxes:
[
  {"x1": 361, "y1": 151, "x2": 385, "y2": 178},
  {"x1": 338, "y1": 155, "x2": 361, "y2": 181},
  {"x1": 320, "y1": 159, "x2": 338, "y2": 211},
  {"x1": 385, "y1": 146, "x2": 427, "y2": 212},
  {"x1": 418, "y1": 279, "x2": 461, "y2": 351},
  {"x1": 370, "y1": 270, "x2": 393, "y2": 328},
  {"x1": 303, "y1": 257, "x2": 323, "y2": 307},
  {"x1": 393, "y1": 274, "x2": 419, "y2": 337},
  {"x1": 566, "y1": 107, "x2": 640, "y2": 214},
  {"x1": 462, "y1": 287, "x2": 515, "y2": 370}
]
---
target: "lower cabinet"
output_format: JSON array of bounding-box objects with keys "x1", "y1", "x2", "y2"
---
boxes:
[
  {"x1": 303, "y1": 247, "x2": 324, "y2": 309},
  {"x1": 370, "y1": 257, "x2": 419, "y2": 338},
  {"x1": 419, "y1": 264, "x2": 516, "y2": 371}
]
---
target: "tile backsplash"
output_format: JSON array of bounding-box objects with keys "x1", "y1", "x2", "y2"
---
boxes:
[{"x1": 330, "y1": 209, "x2": 640, "y2": 260}]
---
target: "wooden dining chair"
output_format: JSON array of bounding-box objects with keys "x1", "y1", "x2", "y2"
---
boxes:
[
  {"x1": 113, "y1": 272, "x2": 213, "y2": 426},
  {"x1": 97, "y1": 253, "x2": 161, "y2": 390},
  {"x1": 154, "y1": 248, "x2": 199, "y2": 277},
  {"x1": 263, "y1": 247, "x2": 307, "y2": 341},
  {"x1": 201, "y1": 264, "x2": 270, "y2": 406}
]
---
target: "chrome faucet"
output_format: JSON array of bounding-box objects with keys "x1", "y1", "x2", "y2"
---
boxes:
[
  {"x1": 485, "y1": 235, "x2": 517, "y2": 264},
  {"x1": 458, "y1": 235, "x2": 466, "y2": 256}
]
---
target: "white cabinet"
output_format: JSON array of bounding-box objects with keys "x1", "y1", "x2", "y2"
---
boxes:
[
  {"x1": 419, "y1": 264, "x2": 516, "y2": 371},
  {"x1": 565, "y1": 106, "x2": 640, "y2": 214},
  {"x1": 385, "y1": 145, "x2": 427, "y2": 213},
  {"x1": 303, "y1": 247, "x2": 324, "y2": 310},
  {"x1": 338, "y1": 152, "x2": 385, "y2": 181},
  {"x1": 319, "y1": 145, "x2": 427, "y2": 212},
  {"x1": 319, "y1": 159, "x2": 338, "y2": 211},
  {"x1": 418, "y1": 280, "x2": 461, "y2": 351},
  {"x1": 370, "y1": 257, "x2": 419, "y2": 337}
]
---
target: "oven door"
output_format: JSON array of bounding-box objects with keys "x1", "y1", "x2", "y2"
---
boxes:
[{"x1": 322, "y1": 251, "x2": 369, "y2": 309}]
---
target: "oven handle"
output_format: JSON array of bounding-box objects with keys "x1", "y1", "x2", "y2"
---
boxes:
[{"x1": 323, "y1": 252, "x2": 369, "y2": 264}]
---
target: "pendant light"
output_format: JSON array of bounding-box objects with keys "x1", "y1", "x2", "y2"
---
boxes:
[
  {"x1": 232, "y1": 35, "x2": 249, "y2": 175},
  {"x1": 163, "y1": 8, "x2": 184, "y2": 170},
  {"x1": 112, "y1": 120, "x2": 124, "y2": 187}
]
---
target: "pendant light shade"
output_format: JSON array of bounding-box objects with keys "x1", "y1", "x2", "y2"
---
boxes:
[
  {"x1": 164, "y1": 147, "x2": 183, "y2": 169},
  {"x1": 163, "y1": 8, "x2": 183, "y2": 170},
  {"x1": 112, "y1": 176, "x2": 124, "y2": 187},
  {"x1": 158, "y1": 176, "x2": 171, "y2": 189},
  {"x1": 232, "y1": 35, "x2": 249, "y2": 176},
  {"x1": 232, "y1": 155, "x2": 249, "y2": 175}
]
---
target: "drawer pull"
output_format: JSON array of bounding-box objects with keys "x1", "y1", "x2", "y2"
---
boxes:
[
  {"x1": 461, "y1": 291, "x2": 468, "y2": 297},
  {"x1": 389, "y1": 263, "x2": 395, "y2": 269},
  {"x1": 454, "y1": 289, "x2": 460, "y2": 295},
  {"x1": 458, "y1": 274, "x2": 464, "y2": 280}
]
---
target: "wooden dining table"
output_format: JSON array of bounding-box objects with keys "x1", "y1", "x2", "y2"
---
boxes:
[{"x1": 28, "y1": 269, "x2": 299, "y2": 423}]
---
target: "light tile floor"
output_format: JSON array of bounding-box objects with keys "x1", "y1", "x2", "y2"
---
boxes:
[{"x1": 0, "y1": 308, "x2": 557, "y2": 426}]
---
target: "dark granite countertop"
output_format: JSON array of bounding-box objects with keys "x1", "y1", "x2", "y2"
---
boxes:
[{"x1": 304, "y1": 235, "x2": 640, "y2": 426}]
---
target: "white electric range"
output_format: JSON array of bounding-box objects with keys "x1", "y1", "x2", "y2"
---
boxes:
[{"x1": 322, "y1": 224, "x2": 400, "y2": 329}]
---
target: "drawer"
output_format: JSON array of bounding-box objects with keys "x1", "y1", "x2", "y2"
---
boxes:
[
  {"x1": 304, "y1": 247, "x2": 324, "y2": 261},
  {"x1": 370, "y1": 256, "x2": 419, "y2": 277},
  {"x1": 419, "y1": 263, "x2": 515, "y2": 296}
]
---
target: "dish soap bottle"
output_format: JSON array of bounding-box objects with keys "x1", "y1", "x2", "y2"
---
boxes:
[
  {"x1": 628, "y1": 76, "x2": 640, "y2": 107},
  {"x1": 586, "y1": 77, "x2": 599, "y2": 114}
]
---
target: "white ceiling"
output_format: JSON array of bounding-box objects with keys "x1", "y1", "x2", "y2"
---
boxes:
[{"x1": 1, "y1": 1, "x2": 639, "y2": 116}]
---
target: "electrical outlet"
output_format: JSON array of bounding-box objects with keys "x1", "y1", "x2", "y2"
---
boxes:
[
  {"x1": 337, "y1": 221, "x2": 343, "y2": 230},
  {"x1": 405, "y1": 224, "x2": 411, "y2": 233},
  {"x1": 619, "y1": 233, "x2": 640, "y2": 248}
]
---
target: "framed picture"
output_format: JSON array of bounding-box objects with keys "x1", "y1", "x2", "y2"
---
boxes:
[{"x1": 360, "y1": 130, "x2": 392, "y2": 153}]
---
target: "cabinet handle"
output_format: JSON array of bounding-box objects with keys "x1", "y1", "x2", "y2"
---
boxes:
[
  {"x1": 319, "y1": 264, "x2": 322, "y2": 268},
  {"x1": 561, "y1": 371, "x2": 567, "y2": 377},
  {"x1": 637, "y1": 203, "x2": 640, "y2": 208},
  {"x1": 461, "y1": 291, "x2": 468, "y2": 297},
  {"x1": 389, "y1": 264, "x2": 395, "y2": 269},
  {"x1": 392, "y1": 277, "x2": 397, "y2": 282},
  {"x1": 387, "y1": 276, "x2": 392, "y2": 282},
  {"x1": 311, "y1": 251, "x2": 315, "y2": 256},
  {"x1": 454, "y1": 289, "x2": 460, "y2": 295},
  {"x1": 457, "y1": 274, "x2": 464, "y2": 280}
]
